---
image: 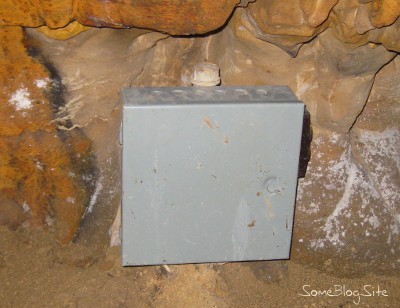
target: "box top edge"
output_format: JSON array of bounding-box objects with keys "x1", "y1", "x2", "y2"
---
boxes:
[{"x1": 121, "y1": 86, "x2": 300, "y2": 106}]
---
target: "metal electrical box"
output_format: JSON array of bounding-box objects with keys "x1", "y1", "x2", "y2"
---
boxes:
[{"x1": 121, "y1": 86, "x2": 304, "y2": 266}]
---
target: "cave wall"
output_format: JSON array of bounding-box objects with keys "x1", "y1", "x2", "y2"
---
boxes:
[{"x1": 0, "y1": 0, "x2": 399, "y2": 272}]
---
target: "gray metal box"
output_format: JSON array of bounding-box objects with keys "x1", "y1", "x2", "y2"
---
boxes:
[{"x1": 121, "y1": 86, "x2": 304, "y2": 266}]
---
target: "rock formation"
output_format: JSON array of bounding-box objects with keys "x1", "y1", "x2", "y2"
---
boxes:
[
  {"x1": 0, "y1": 0, "x2": 245, "y2": 34},
  {"x1": 0, "y1": 27, "x2": 95, "y2": 243}
]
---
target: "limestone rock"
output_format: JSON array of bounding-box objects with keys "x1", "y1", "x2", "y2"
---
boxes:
[
  {"x1": 0, "y1": 26, "x2": 95, "y2": 243},
  {"x1": 330, "y1": 0, "x2": 370, "y2": 46},
  {"x1": 354, "y1": 56, "x2": 400, "y2": 131},
  {"x1": 367, "y1": 18, "x2": 400, "y2": 52},
  {"x1": 208, "y1": 15, "x2": 395, "y2": 133},
  {"x1": 241, "y1": 0, "x2": 338, "y2": 56},
  {"x1": 294, "y1": 127, "x2": 400, "y2": 272},
  {"x1": 76, "y1": 0, "x2": 242, "y2": 35},
  {"x1": 0, "y1": 0, "x2": 74, "y2": 28},
  {"x1": 367, "y1": 0, "x2": 400, "y2": 28},
  {"x1": 0, "y1": 0, "x2": 242, "y2": 35},
  {"x1": 355, "y1": 2, "x2": 375, "y2": 34},
  {"x1": 37, "y1": 21, "x2": 91, "y2": 40},
  {"x1": 246, "y1": 0, "x2": 339, "y2": 35},
  {"x1": 294, "y1": 56, "x2": 400, "y2": 273},
  {"x1": 25, "y1": 27, "x2": 152, "y2": 245},
  {"x1": 127, "y1": 15, "x2": 396, "y2": 135},
  {"x1": 302, "y1": 28, "x2": 396, "y2": 132},
  {"x1": 331, "y1": 0, "x2": 400, "y2": 52}
]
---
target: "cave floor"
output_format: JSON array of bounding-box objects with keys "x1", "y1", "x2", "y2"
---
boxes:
[{"x1": 0, "y1": 226, "x2": 399, "y2": 307}]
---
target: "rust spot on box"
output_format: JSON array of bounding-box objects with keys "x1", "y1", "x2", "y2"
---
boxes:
[{"x1": 203, "y1": 116, "x2": 213, "y2": 129}]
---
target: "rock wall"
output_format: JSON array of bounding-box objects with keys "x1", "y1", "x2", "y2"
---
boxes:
[
  {"x1": 0, "y1": 27, "x2": 96, "y2": 243},
  {"x1": 0, "y1": 0, "x2": 399, "y2": 272}
]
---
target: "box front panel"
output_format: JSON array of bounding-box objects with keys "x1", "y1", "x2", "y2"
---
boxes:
[{"x1": 122, "y1": 102, "x2": 303, "y2": 265}]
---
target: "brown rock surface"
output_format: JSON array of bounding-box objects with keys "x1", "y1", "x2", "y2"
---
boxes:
[
  {"x1": 25, "y1": 27, "x2": 152, "y2": 244},
  {"x1": 136, "y1": 13, "x2": 395, "y2": 133},
  {"x1": 331, "y1": 0, "x2": 400, "y2": 52},
  {"x1": 1, "y1": 0, "x2": 400, "y2": 55},
  {"x1": 0, "y1": 26, "x2": 95, "y2": 243},
  {"x1": 243, "y1": 0, "x2": 338, "y2": 55},
  {"x1": 0, "y1": 0, "x2": 74, "y2": 28},
  {"x1": 37, "y1": 21, "x2": 91, "y2": 40},
  {"x1": 75, "y1": 0, "x2": 242, "y2": 35},
  {"x1": 302, "y1": 29, "x2": 396, "y2": 132},
  {"x1": 367, "y1": 18, "x2": 400, "y2": 52},
  {"x1": 330, "y1": 0, "x2": 369, "y2": 45},
  {"x1": 294, "y1": 57, "x2": 400, "y2": 272},
  {"x1": 0, "y1": 0, "x2": 243, "y2": 35},
  {"x1": 367, "y1": 0, "x2": 400, "y2": 28}
]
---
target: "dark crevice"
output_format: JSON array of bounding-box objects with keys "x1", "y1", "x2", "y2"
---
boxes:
[{"x1": 348, "y1": 56, "x2": 397, "y2": 134}]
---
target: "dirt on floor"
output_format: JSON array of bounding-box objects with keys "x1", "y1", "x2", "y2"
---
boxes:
[{"x1": 1, "y1": 225, "x2": 399, "y2": 307}]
